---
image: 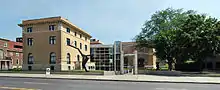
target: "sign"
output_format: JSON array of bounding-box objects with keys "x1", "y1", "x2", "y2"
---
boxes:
[{"x1": 46, "y1": 68, "x2": 50, "y2": 75}]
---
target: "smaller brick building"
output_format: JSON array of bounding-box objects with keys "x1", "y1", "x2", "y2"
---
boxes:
[{"x1": 0, "y1": 38, "x2": 23, "y2": 70}]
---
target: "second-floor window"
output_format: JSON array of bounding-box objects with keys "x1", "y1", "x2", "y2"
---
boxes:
[
  {"x1": 27, "y1": 38, "x2": 33, "y2": 46},
  {"x1": 75, "y1": 32, "x2": 77, "y2": 36},
  {"x1": 66, "y1": 28, "x2": 70, "y2": 33},
  {"x1": 49, "y1": 36, "x2": 56, "y2": 44},
  {"x1": 85, "y1": 45, "x2": 87, "y2": 51},
  {"x1": 49, "y1": 25, "x2": 55, "y2": 31},
  {"x1": 80, "y1": 34, "x2": 82, "y2": 38},
  {"x1": 3, "y1": 43, "x2": 7, "y2": 47},
  {"x1": 66, "y1": 38, "x2": 70, "y2": 46},
  {"x1": 80, "y1": 43, "x2": 82, "y2": 49},
  {"x1": 74, "y1": 41, "x2": 77, "y2": 47},
  {"x1": 27, "y1": 27, "x2": 32, "y2": 33},
  {"x1": 16, "y1": 53, "x2": 19, "y2": 56}
]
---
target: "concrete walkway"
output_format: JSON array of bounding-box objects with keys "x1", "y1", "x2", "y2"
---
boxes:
[{"x1": 0, "y1": 73, "x2": 220, "y2": 84}]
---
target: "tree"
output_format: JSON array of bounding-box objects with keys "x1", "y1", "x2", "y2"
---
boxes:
[
  {"x1": 135, "y1": 8, "x2": 196, "y2": 70},
  {"x1": 135, "y1": 8, "x2": 220, "y2": 71},
  {"x1": 177, "y1": 14, "x2": 220, "y2": 70},
  {"x1": 154, "y1": 29, "x2": 177, "y2": 70}
]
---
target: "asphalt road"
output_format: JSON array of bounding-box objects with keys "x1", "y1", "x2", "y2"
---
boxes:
[{"x1": 0, "y1": 77, "x2": 219, "y2": 90}]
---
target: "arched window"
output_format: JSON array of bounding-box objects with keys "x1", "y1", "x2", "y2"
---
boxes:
[
  {"x1": 67, "y1": 53, "x2": 71, "y2": 64},
  {"x1": 50, "y1": 52, "x2": 56, "y2": 64},
  {"x1": 28, "y1": 53, "x2": 33, "y2": 64},
  {"x1": 77, "y1": 55, "x2": 80, "y2": 62}
]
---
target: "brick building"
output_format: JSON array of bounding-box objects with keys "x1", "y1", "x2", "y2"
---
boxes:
[{"x1": 0, "y1": 38, "x2": 23, "y2": 70}]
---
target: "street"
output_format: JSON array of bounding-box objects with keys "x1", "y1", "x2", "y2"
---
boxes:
[{"x1": 0, "y1": 77, "x2": 219, "y2": 90}]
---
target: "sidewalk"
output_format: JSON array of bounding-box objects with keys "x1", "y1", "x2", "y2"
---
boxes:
[{"x1": 0, "y1": 73, "x2": 220, "y2": 84}]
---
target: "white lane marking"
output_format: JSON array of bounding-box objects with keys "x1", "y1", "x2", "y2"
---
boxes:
[
  {"x1": 24, "y1": 82, "x2": 49, "y2": 85},
  {"x1": 155, "y1": 88, "x2": 188, "y2": 90},
  {"x1": 0, "y1": 86, "x2": 42, "y2": 90}
]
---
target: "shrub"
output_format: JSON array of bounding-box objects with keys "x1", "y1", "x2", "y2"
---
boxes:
[{"x1": 175, "y1": 61, "x2": 202, "y2": 72}]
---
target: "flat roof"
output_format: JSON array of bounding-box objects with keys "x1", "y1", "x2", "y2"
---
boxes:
[
  {"x1": 18, "y1": 16, "x2": 92, "y2": 38},
  {"x1": 91, "y1": 44, "x2": 113, "y2": 48}
]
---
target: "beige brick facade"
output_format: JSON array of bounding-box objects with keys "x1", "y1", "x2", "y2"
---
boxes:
[{"x1": 18, "y1": 16, "x2": 93, "y2": 71}]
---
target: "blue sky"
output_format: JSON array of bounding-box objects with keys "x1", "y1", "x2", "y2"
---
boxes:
[{"x1": 0, "y1": 0, "x2": 220, "y2": 44}]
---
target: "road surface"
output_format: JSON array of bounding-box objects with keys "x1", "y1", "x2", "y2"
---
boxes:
[{"x1": 0, "y1": 77, "x2": 219, "y2": 90}]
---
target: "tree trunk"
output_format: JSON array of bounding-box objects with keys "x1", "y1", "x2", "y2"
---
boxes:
[{"x1": 168, "y1": 60, "x2": 173, "y2": 71}]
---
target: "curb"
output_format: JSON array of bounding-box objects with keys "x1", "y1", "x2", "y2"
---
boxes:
[{"x1": 0, "y1": 76, "x2": 220, "y2": 85}]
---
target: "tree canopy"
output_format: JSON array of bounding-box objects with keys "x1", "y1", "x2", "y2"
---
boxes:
[{"x1": 135, "y1": 8, "x2": 220, "y2": 70}]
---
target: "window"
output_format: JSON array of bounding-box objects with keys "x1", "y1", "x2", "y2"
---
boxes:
[
  {"x1": 50, "y1": 52, "x2": 56, "y2": 64},
  {"x1": 85, "y1": 45, "x2": 87, "y2": 51},
  {"x1": 77, "y1": 55, "x2": 80, "y2": 61},
  {"x1": 16, "y1": 59, "x2": 19, "y2": 65},
  {"x1": 4, "y1": 43, "x2": 7, "y2": 47},
  {"x1": 49, "y1": 36, "x2": 56, "y2": 44},
  {"x1": 49, "y1": 25, "x2": 55, "y2": 31},
  {"x1": 28, "y1": 53, "x2": 34, "y2": 64},
  {"x1": 66, "y1": 38, "x2": 70, "y2": 46},
  {"x1": 27, "y1": 38, "x2": 33, "y2": 46},
  {"x1": 16, "y1": 53, "x2": 19, "y2": 56},
  {"x1": 85, "y1": 37, "x2": 87, "y2": 41},
  {"x1": 27, "y1": 27, "x2": 32, "y2": 33},
  {"x1": 80, "y1": 34, "x2": 82, "y2": 38},
  {"x1": 67, "y1": 53, "x2": 71, "y2": 64},
  {"x1": 50, "y1": 66, "x2": 54, "y2": 70},
  {"x1": 80, "y1": 43, "x2": 82, "y2": 49},
  {"x1": 74, "y1": 41, "x2": 77, "y2": 47},
  {"x1": 66, "y1": 28, "x2": 70, "y2": 33},
  {"x1": 75, "y1": 32, "x2": 77, "y2": 36}
]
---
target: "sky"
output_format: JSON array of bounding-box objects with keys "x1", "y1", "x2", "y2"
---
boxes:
[{"x1": 0, "y1": 0, "x2": 220, "y2": 44}]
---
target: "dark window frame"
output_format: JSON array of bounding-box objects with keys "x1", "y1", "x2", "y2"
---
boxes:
[
  {"x1": 49, "y1": 25, "x2": 55, "y2": 31},
  {"x1": 27, "y1": 27, "x2": 32, "y2": 33},
  {"x1": 66, "y1": 38, "x2": 70, "y2": 46},
  {"x1": 27, "y1": 38, "x2": 33, "y2": 46},
  {"x1": 28, "y1": 53, "x2": 34, "y2": 64},
  {"x1": 49, "y1": 36, "x2": 56, "y2": 44},
  {"x1": 67, "y1": 53, "x2": 71, "y2": 64},
  {"x1": 50, "y1": 52, "x2": 56, "y2": 64},
  {"x1": 66, "y1": 28, "x2": 71, "y2": 33}
]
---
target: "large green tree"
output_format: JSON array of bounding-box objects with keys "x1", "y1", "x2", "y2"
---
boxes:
[
  {"x1": 176, "y1": 14, "x2": 220, "y2": 69},
  {"x1": 135, "y1": 8, "x2": 220, "y2": 71},
  {"x1": 135, "y1": 8, "x2": 196, "y2": 70}
]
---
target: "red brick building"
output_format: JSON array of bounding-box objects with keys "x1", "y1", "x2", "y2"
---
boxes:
[{"x1": 0, "y1": 38, "x2": 23, "y2": 70}]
